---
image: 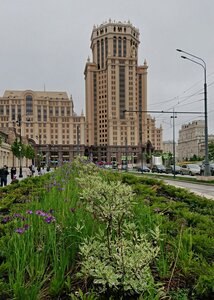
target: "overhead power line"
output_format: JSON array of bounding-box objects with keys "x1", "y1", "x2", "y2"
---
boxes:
[{"x1": 123, "y1": 109, "x2": 204, "y2": 115}]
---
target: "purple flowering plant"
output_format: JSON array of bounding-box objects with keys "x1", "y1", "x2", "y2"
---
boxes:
[
  {"x1": 15, "y1": 224, "x2": 30, "y2": 234},
  {"x1": 13, "y1": 209, "x2": 56, "y2": 234},
  {"x1": 1, "y1": 216, "x2": 12, "y2": 224}
]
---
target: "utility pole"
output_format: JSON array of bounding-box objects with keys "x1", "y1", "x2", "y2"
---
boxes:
[
  {"x1": 171, "y1": 109, "x2": 177, "y2": 179},
  {"x1": 177, "y1": 49, "x2": 210, "y2": 176}
]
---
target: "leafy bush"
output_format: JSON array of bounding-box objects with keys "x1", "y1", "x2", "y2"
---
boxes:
[{"x1": 77, "y1": 173, "x2": 163, "y2": 297}]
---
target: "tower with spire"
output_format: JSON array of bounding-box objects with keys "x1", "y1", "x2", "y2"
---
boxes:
[{"x1": 84, "y1": 20, "x2": 162, "y2": 163}]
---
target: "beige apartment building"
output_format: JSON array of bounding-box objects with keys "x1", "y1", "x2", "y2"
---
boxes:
[
  {"x1": 146, "y1": 115, "x2": 163, "y2": 151},
  {"x1": 0, "y1": 90, "x2": 85, "y2": 166},
  {"x1": 84, "y1": 20, "x2": 162, "y2": 163},
  {"x1": 177, "y1": 120, "x2": 205, "y2": 161}
]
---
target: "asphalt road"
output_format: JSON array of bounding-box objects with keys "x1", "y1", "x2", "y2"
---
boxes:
[{"x1": 164, "y1": 179, "x2": 214, "y2": 200}]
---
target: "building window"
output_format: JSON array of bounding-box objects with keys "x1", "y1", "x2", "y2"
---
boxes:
[
  {"x1": 61, "y1": 107, "x2": 64, "y2": 116},
  {"x1": 49, "y1": 107, "x2": 53, "y2": 116},
  {"x1": 119, "y1": 66, "x2": 126, "y2": 119},
  {"x1": 43, "y1": 107, "x2": 47, "y2": 122},
  {"x1": 101, "y1": 39, "x2": 104, "y2": 68},
  {"x1": 97, "y1": 40, "x2": 100, "y2": 69},
  {"x1": 113, "y1": 36, "x2": 117, "y2": 57},
  {"x1": 118, "y1": 37, "x2": 122, "y2": 57},
  {"x1": 37, "y1": 106, "x2": 41, "y2": 122},
  {"x1": 105, "y1": 37, "x2": 108, "y2": 60},
  {"x1": 26, "y1": 95, "x2": 33, "y2": 115},
  {"x1": 0, "y1": 106, "x2": 3, "y2": 115},
  {"x1": 123, "y1": 37, "x2": 127, "y2": 57}
]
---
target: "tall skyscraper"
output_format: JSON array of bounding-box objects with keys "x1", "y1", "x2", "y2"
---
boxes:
[{"x1": 84, "y1": 20, "x2": 162, "y2": 164}]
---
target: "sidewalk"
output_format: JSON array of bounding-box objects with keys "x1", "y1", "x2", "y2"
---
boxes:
[{"x1": 6, "y1": 168, "x2": 36, "y2": 185}]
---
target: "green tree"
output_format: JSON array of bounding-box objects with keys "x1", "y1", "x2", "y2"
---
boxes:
[
  {"x1": 208, "y1": 141, "x2": 214, "y2": 161},
  {"x1": 162, "y1": 152, "x2": 173, "y2": 166},
  {"x1": 153, "y1": 151, "x2": 162, "y2": 157},
  {"x1": 25, "y1": 144, "x2": 35, "y2": 166},
  {"x1": 11, "y1": 138, "x2": 25, "y2": 159},
  {"x1": 25, "y1": 144, "x2": 35, "y2": 160},
  {"x1": 189, "y1": 154, "x2": 198, "y2": 161}
]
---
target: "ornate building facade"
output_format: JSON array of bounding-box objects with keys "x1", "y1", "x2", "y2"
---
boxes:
[
  {"x1": 0, "y1": 20, "x2": 163, "y2": 168},
  {"x1": 177, "y1": 120, "x2": 205, "y2": 161},
  {"x1": 0, "y1": 90, "x2": 85, "y2": 166},
  {"x1": 84, "y1": 20, "x2": 162, "y2": 164}
]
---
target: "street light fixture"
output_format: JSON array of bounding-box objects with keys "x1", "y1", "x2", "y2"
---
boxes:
[
  {"x1": 17, "y1": 115, "x2": 23, "y2": 178},
  {"x1": 35, "y1": 134, "x2": 42, "y2": 165},
  {"x1": 176, "y1": 49, "x2": 210, "y2": 176}
]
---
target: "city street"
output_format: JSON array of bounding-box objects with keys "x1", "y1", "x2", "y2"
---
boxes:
[{"x1": 164, "y1": 179, "x2": 214, "y2": 200}]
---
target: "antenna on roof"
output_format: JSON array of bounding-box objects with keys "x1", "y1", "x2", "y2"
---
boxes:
[{"x1": 44, "y1": 83, "x2": 46, "y2": 92}]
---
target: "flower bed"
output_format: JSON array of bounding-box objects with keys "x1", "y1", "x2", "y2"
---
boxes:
[{"x1": 0, "y1": 158, "x2": 213, "y2": 299}]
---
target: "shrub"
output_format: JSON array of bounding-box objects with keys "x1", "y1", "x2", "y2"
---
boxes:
[{"x1": 77, "y1": 173, "x2": 163, "y2": 297}]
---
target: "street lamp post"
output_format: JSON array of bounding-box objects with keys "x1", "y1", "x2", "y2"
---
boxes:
[
  {"x1": 77, "y1": 125, "x2": 80, "y2": 156},
  {"x1": 36, "y1": 134, "x2": 42, "y2": 167},
  {"x1": 17, "y1": 115, "x2": 23, "y2": 178},
  {"x1": 18, "y1": 145, "x2": 23, "y2": 178},
  {"x1": 46, "y1": 144, "x2": 50, "y2": 170},
  {"x1": 125, "y1": 136, "x2": 128, "y2": 172},
  {"x1": 176, "y1": 49, "x2": 210, "y2": 176}
]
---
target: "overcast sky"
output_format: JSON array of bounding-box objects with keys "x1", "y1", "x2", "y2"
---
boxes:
[{"x1": 0, "y1": 0, "x2": 214, "y2": 141}]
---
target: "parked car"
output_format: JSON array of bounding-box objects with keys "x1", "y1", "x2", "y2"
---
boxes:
[
  {"x1": 200, "y1": 162, "x2": 214, "y2": 175},
  {"x1": 151, "y1": 165, "x2": 166, "y2": 173},
  {"x1": 180, "y1": 164, "x2": 201, "y2": 176},
  {"x1": 166, "y1": 165, "x2": 181, "y2": 175},
  {"x1": 137, "y1": 166, "x2": 151, "y2": 173}
]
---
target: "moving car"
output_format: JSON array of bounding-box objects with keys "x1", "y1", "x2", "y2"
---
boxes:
[
  {"x1": 180, "y1": 164, "x2": 201, "y2": 176},
  {"x1": 151, "y1": 165, "x2": 166, "y2": 173}
]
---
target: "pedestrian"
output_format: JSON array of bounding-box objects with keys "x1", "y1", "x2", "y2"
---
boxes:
[
  {"x1": 37, "y1": 165, "x2": 41, "y2": 175},
  {"x1": 29, "y1": 165, "x2": 35, "y2": 176},
  {"x1": 0, "y1": 165, "x2": 9, "y2": 187},
  {"x1": 40, "y1": 167, "x2": 45, "y2": 175},
  {"x1": 10, "y1": 166, "x2": 16, "y2": 180},
  {"x1": 32, "y1": 164, "x2": 35, "y2": 175}
]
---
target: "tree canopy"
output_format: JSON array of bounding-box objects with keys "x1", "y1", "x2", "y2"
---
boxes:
[
  {"x1": 25, "y1": 144, "x2": 35, "y2": 160},
  {"x1": 11, "y1": 139, "x2": 26, "y2": 159}
]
